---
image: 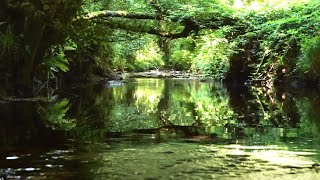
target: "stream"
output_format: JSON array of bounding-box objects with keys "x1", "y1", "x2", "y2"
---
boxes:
[{"x1": 1, "y1": 78, "x2": 320, "y2": 179}]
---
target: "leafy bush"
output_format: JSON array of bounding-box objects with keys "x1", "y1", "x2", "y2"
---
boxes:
[
  {"x1": 296, "y1": 36, "x2": 320, "y2": 78},
  {"x1": 169, "y1": 38, "x2": 195, "y2": 70},
  {"x1": 134, "y1": 40, "x2": 164, "y2": 71},
  {"x1": 111, "y1": 36, "x2": 165, "y2": 72},
  {"x1": 170, "y1": 50, "x2": 193, "y2": 70},
  {"x1": 228, "y1": 0, "x2": 320, "y2": 83},
  {"x1": 110, "y1": 40, "x2": 137, "y2": 71},
  {"x1": 191, "y1": 31, "x2": 236, "y2": 79}
]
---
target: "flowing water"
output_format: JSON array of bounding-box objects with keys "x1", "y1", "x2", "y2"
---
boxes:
[{"x1": 1, "y1": 78, "x2": 320, "y2": 179}]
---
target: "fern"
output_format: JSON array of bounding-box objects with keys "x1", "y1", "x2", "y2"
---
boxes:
[
  {"x1": 38, "y1": 99, "x2": 76, "y2": 130},
  {"x1": 43, "y1": 46, "x2": 69, "y2": 73}
]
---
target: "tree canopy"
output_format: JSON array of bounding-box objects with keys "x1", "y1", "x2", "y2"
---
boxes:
[{"x1": 0, "y1": 0, "x2": 320, "y2": 95}]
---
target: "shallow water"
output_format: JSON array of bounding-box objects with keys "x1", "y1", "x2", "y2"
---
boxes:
[{"x1": 1, "y1": 78, "x2": 320, "y2": 179}]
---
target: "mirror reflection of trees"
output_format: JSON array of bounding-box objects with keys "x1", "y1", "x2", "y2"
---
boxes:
[
  {"x1": 0, "y1": 100, "x2": 72, "y2": 149},
  {"x1": 2, "y1": 78, "x2": 320, "y2": 150},
  {"x1": 65, "y1": 79, "x2": 238, "y2": 141},
  {"x1": 33, "y1": 79, "x2": 320, "y2": 147},
  {"x1": 37, "y1": 98, "x2": 76, "y2": 131},
  {"x1": 295, "y1": 94, "x2": 320, "y2": 141},
  {"x1": 227, "y1": 85, "x2": 320, "y2": 147}
]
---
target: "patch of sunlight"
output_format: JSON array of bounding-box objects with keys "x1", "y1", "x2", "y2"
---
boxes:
[
  {"x1": 247, "y1": 1, "x2": 262, "y2": 11},
  {"x1": 264, "y1": 47, "x2": 271, "y2": 56},
  {"x1": 221, "y1": 145, "x2": 317, "y2": 168},
  {"x1": 245, "y1": 0, "x2": 311, "y2": 12},
  {"x1": 229, "y1": 148, "x2": 247, "y2": 156},
  {"x1": 148, "y1": 93, "x2": 157, "y2": 103},
  {"x1": 225, "y1": 144, "x2": 283, "y2": 150},
  {"x1": 197, "y1": 102, "x2": 203, "y2": 109},
  {"x1": 148, "y1": 47, "x2": 158, "y2": 57},
  {"x1": 233, "y1": 0, "x2": 244, "y2": 9},
  {"x1": 211, "y1": 39, "x2": 220, "y2": 46},
  {"x1": 136, "y1": 51, "x2": 146, "y2": 61},
  {"x1": 135, "y1": 90, "x2": 144, "y2": 99},
  {"x1": 253, "y1": 151, "x2": 315, "y2": 167}
]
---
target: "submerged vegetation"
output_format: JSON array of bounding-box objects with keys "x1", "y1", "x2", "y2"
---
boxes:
[{"x1": 0, "y1": 0, "x2": 320, "y2": 95}]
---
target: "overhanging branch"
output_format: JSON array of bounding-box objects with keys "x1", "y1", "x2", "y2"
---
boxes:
[
  {"x1": 99, "y1": 20, "x2": 193, "y2": 39},
  {"x1": 82, "y1": 10, "x2": 197, "y2": 24},
  {"x1": 82, "y1": 10, "x2": 237, "y2": 39},
  {"x1": 83, "y1": 10, "x2": 163, "y2": 20}
]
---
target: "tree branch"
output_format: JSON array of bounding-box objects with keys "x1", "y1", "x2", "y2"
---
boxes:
[
  {"x1": 83, "y1": 10, "x2": 237, "y2": 39},
  {"x1": 82, "y1": 10, "x2": 197, "y2": 24},
  {"x1": 99, "y1": 19, "x2": 197, "y2": 39},
  {"x1": 83, "y1": 10, "x2": 163, "y2": 20}
]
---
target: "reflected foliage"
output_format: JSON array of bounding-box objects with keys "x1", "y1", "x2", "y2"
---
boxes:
[
  {"x1": 37, "y1": 99, "x2": 76, "y2": 131},
  {"x1": 1, "y1": 78, "x2": 320, "y2": 179},
  {"x1": 1, "y1": 78, "x2": 320, "y2": 149},
  {"x1": 64, "y1": 79, "x2": 238, "y2": 141},
  {"x1": 104, "y1": 79, "x2": 235, "y2": 133},
  {"x1": 0, "y1": 101, "x2": 70, "y2": 149},
  {"x1": 59, "y1": 79, "x2": 320, "y2": 146},
  {"x1": 295, "y1": 96, "x2": 320, "y2": 140}
]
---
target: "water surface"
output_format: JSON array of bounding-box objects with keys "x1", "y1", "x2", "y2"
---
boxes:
[{"x1": 1, "y1": 78, "x2": 320, "y2": 179}]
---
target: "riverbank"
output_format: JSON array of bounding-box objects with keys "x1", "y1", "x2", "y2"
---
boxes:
[{"x1": 123, "y1": 70, "x2": 208, "y2": 79}]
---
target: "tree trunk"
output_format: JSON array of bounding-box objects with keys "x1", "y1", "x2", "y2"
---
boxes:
[
  {"x1": 17, "y1": 16, "x2": 46, "y2": 95},
  {"x1": 157, "y1": 38, "x2": 171, "y2": 67}
]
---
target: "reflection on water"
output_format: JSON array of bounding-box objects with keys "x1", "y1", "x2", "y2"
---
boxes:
[{"x1": 1, "y1": 78, "x2": 320, "y2": 179}]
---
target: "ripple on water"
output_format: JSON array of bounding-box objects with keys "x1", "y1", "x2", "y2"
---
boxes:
[
  {"x1": 1, "y1": 141, "x2": 320, "y2": 179},
  {"x1": 5, "y1": 156, "x2": 19, "y2": 160}
]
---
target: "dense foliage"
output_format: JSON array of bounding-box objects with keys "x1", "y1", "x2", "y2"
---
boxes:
[
  {"x1": 229, "y1": 0, "x2": 320, "y2": 86},
  {"x1": 1, "y1": 0, "x2": 320, "y2": 95},
  {"x1": 0, "y1": 0, "x2": 82, "y2": 94}
]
